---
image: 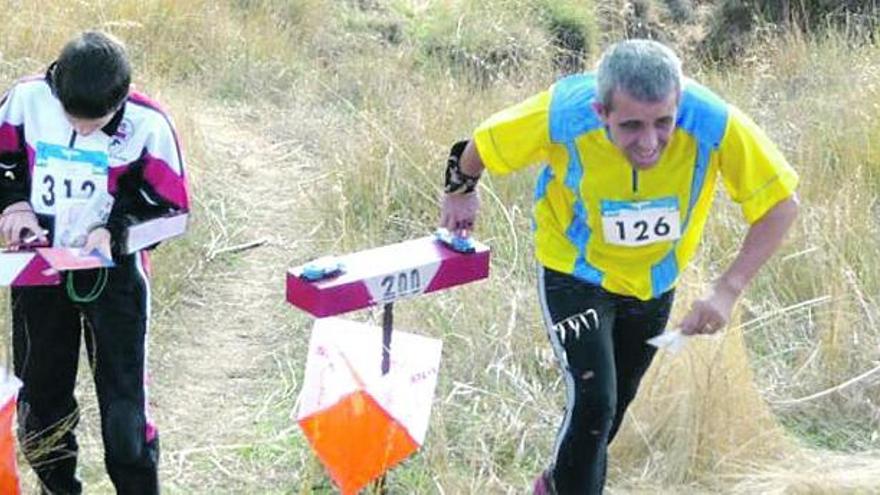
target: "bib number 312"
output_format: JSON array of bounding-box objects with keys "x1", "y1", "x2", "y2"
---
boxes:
[
  {"x1": 41, "y1": 175, "x2": 97, "y2": 208},
  {"x1": 31, "y1": 142, "x2": 109, "y2": 215}
]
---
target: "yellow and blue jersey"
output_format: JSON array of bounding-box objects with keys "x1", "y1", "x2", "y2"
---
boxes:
[{"x1": 473, "y1": 73, "x2": 798, "y2": 300}]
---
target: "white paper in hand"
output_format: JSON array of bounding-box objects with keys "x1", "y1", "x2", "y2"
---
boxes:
[
  {"x1": 55, "y1": 191, "x2": 114, "y2": 248},
  {"x1": 646, "y1": 330, "x2": 687, "y2": 354}
]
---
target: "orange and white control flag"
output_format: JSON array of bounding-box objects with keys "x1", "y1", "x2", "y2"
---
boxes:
[
  {"x1": 296, "y1": 318, "x2": 442, "y2": 495},
  {"x1": 0, "y1": 371, "x2": 22, "y2": 494}
]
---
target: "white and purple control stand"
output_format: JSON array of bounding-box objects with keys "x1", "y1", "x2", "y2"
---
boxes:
[
  {"x1": 287, "y1": 233, "x2": 490, "y2": 375},
  {"x1": 287, "y1": 234, "x2": 489, "y2": 493},
  {"x1": 287, "y1": 233, "x2": 489, "y2": 492},
  {"x1": 0, "y1": 247, "x2": 114, "y2": 287}
]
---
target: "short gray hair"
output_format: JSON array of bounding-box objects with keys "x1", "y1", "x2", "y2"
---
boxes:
[{"x1": 596, "y1": 39, "x2": 683, "y2": 109}]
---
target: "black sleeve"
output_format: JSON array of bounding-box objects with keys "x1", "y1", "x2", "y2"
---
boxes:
[
  {"x1": 0, "y1": 87, "x2": 31, "y2": 212},
  {"x1": 105, "y1": 158, "x2": 180, "y2": 257}
]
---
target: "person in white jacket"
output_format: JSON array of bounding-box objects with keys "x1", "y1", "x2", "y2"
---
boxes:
[{"x1": 0, "y1": 31, "x2": 190, "y2": 494}]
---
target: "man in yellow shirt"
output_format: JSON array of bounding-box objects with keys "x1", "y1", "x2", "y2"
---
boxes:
[{"x1": 440, "y1": 39, "x2": 799, "y2": 494}]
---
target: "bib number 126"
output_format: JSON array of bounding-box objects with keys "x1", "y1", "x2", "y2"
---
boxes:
[
  {"x1": 614, "y1": 215, "x2": 672, "y2": 243},
  {"x1": 601, "y1": 198, "x2": 681, "y2": 247}
]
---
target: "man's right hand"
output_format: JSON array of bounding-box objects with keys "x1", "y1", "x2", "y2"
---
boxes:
[
  {"x1": 440, "y1": 192, "x2": 480, "y2": 238},
  {"x1": 0, "y1": 201, "x2": 45, "y2": 247}
]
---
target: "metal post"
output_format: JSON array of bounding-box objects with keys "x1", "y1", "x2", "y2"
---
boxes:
[
  {"x1": 374, "y1": 302, "x2": 394, "y2": 494},
  {"x1": 381, "y1": 302, "x2": 393, "y2": 375}
]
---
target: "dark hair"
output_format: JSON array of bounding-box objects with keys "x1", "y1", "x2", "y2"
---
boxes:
[{"x1": 50, "y1": 31, "x2": 131, "y2": 119}]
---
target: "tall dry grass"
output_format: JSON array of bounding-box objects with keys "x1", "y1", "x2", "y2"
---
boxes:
[
  {"x1": 301, "y1": 9, "x2": 880, "y2": 495},
  {"x1": 0, "y1": 0, "x2": 878, "y2": 493}
]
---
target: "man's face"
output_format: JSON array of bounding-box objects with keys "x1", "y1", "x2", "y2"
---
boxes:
[{"x1": 593, "y1": 88, "x2": 679, "y2": 170}]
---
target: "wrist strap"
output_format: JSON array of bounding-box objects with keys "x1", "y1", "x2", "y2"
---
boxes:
[{"x1": 444, "y1": 140, "x2": 480, "y2": 195}]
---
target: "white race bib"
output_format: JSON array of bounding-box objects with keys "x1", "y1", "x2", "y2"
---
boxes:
[
  {"x1": 601, "y1": 197, "x2": 681, "y2": 247},
  {"x1": 31, "y1": 142, "x2": 108, "y2": 216}
]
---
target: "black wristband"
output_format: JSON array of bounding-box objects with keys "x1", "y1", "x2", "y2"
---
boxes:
[{"x1": 444, "y1": 140, "x2": 480, "y2": 194}]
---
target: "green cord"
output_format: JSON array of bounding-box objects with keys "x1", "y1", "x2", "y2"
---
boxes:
[{"x1": 66, "y1": 268, "x2": 109, "y2": 303}]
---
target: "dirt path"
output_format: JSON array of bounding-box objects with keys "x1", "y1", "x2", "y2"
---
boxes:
[
  {"x1": 146, "y1": 105, "x2": 315, "y2": 494},
  {"x1": 12, "y1": 101, "x2": 322, "y2": 494}
]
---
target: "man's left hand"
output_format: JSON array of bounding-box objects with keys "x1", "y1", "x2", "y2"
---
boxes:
[
  {"x1": 81, "y1": 227, "x2": 112, "y2": 260},
  {"x1": 679, "y1": 281, "x2": 740, "y2": 335},
  {"x1": 440, "y1": 192, "x2": 480, "y2": 238}
]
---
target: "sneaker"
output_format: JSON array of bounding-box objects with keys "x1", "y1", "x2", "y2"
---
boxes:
[{"x1": 532, "y1": 469, "x2": 555, "y2": 495}]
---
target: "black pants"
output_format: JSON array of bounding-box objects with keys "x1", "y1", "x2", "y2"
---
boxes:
[
  {"x1": 538, "y1": 266, "x2": 674, "y2": 494},
  {"x1": 12, "y1": 254, "x2": 159, "y2": 495}
]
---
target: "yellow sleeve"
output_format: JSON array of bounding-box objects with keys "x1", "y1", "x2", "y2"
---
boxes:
[
  {"x1": 717, "y1": 105, "x2": 799, "y2": 224},
  {"x1": 472, "y1": 90, "x2": 552, "y2": 176}
]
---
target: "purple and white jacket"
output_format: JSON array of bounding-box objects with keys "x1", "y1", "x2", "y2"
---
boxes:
[{"x1": 0, "y1": 74, "x2": 189, "y2": 256}]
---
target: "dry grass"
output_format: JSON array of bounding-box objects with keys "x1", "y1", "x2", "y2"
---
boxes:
[
  {"x1": 0, "y1": 1, "x2": 878, "y2": 493},
  {"x1": 302, "y1": 8, "x2": 880, "y2": 494}
]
